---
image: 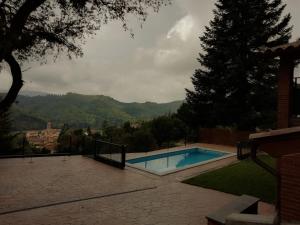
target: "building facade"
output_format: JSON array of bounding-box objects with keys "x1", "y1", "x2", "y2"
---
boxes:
[{"x1": 26, "y1": 122, "x2": 60, "y2": 152}]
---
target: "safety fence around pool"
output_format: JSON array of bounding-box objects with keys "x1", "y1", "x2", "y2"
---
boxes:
[{"x1": 94, "y1": 140, "x2": 126, "y2": 169}]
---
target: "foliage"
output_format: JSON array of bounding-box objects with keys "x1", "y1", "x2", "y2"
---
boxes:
[
  {"x1": 0, "y1": 0, "x2": 170, "y2": 112},
  {"x1": 1, "y1": 110, "x2": 181, "y2": 155},
  {"x1": 1, "y1": 0, "x2": 170, "y2": 62},
  {"x1": 176, "y1": 103, "x2": 199, "y2": 142},
  {"x1": 4, "y1": 110, "x2": 193, "y2": 155},
  {"x1": 183, "y1": 156, "x2": 276, "y2": 203},
  {"x1": 87, "y1": 126, "x2": 92, "y2": 136},
  {"x1": 10, "y1": 93, "x2": 182, "y2": 130},
  {"x1": 177, "y1": 103, "x2": 197, "y2": 129},
  {"x1": 57, "y1": 127, "x2": 82, "y2": 153},
  {"x1": 151, "y1": 114, "x2": 186, "y2": 147},
  {"x1": 0, "y1": 110, "x2": 13, "y2": 150},
  {"x1": 123, "y1": 127, "x2": 157, "y2": 152},
  {"x1": 42, "y1": 113, "x2": 192, "y2": 154},
  {"x1": 56, "y1": 126, "x2": 101, "y2": 154},
  {"x1": 0, "y1": 130, "x2": 46, "y2": 155},
  {"x1": 186, "y1": 0, "x2": 292, "y2": 130},
  {"x1": 99, "y1": 114, "x2": 188, "y2": 152}
]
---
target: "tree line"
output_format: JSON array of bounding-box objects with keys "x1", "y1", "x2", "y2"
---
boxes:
[{"x1": 56, "y1": 113, "x2": 198, "y2": 154}]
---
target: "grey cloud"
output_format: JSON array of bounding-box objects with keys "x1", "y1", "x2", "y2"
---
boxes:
[
  {"x1": 284, "y1": 0, "x2": 300, "y2": 41},
  {"x1": 1, "y1": 0, "x2": 299, "y2": 102}
]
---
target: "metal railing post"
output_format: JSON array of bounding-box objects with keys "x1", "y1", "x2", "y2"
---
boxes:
[
  {"x1": 250, "y1": 142, "x2": 277, "y2": 176},
  {"x1": 69, "y1": 136, "x2": 72, "y2": 155},
  {"x1": 92, "y1": 140, "x2": 126, "y2": 169},
  {"x1": 22, "y1": 134, "x2": 26, "y2": 157},
  {"x1": 121, "y1": 145, "x2": 126, "y2": 169},
  {"x1": 94, "y1": 140, "x2": 97, "y2": 158}
]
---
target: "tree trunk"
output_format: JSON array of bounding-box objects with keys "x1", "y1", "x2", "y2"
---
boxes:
[{"x1": 0, "y1": 54, "x2": 23, "y2": 113}]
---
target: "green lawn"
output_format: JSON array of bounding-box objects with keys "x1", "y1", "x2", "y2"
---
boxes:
[{"x1": 183, "y1": 156, "x2": 277, "y2": 203}]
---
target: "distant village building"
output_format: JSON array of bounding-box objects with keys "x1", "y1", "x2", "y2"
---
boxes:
[
  {"x1": 26, "y1": 122, "x2": 61, "y2": 153},
  {"x1": 47, "y1": 121, "x2": 52, "y2": 130}
]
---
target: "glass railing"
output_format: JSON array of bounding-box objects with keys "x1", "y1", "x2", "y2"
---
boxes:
[{"x1": 94, "y1": 140, "x2": 126, "y2": 169}]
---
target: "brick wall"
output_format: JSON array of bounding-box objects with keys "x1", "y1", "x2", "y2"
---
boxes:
[
  {"x1": 279, "y1": 153, "x2": 300, "y2": 222},
  {"x1": 277, "y1": 57, "x2": 294, "y2": 129},
  {"x1": 199, "y1": 128, "x2": 251, "y2": 146}
]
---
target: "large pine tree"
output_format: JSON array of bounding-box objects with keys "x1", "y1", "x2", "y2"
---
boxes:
[{"x1": 186, "y1": 0, "x2": 292, "y2": 130}]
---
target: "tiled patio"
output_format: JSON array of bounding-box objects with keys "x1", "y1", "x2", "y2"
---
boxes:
[{"x1": 0, "y1": 145, "x2": 274, "y2": 225}]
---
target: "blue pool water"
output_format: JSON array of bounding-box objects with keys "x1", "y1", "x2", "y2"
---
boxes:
[{"x1": 127, "y1": 148, "x2": 228, "y2": 174}]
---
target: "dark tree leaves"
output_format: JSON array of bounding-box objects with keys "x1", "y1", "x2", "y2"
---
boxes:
[{"x1": 186, "y1": 0, "x2": 291, "y2": 130}]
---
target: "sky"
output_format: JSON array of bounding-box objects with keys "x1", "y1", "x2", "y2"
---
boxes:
[{"x1": 1, "y1": 0, "x2": 300, "y2": 103}]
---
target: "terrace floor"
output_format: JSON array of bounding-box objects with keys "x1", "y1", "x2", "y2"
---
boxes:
[{"x1": 0, "y1": 144, "x2": 275, "y2": 225}]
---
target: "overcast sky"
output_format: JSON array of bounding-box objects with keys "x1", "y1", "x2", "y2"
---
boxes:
[{"x1": 1, "y1": 0, "x2": 300, "y2": 103}]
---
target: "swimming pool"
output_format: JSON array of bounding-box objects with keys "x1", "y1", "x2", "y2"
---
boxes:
[{"x1": 126, "y1": 148, "x2": 234, "y2": 175}]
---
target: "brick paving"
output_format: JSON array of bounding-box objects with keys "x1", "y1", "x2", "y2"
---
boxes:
[{"x1": 0, "y1": 147, "x2": 275, "y2": 225}]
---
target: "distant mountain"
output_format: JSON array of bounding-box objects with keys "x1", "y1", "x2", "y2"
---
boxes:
[
  {"x1": 19, "y1": 90, "x2": 49, "y2": 97},
  {"x1": 9, "y1": 93, "x2": 183, "y2": 130},
  {"x1": 0, "y1": 90, "x2": 49, "y2": 97}
]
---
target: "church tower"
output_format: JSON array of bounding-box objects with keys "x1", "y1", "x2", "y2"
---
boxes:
[{"x1": 47, "y1": 121, "x2": 52, "y2": 130}]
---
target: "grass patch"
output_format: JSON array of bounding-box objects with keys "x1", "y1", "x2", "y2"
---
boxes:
[{"x1": 183, "y1": 155, "x2": 277, "y2": 203}]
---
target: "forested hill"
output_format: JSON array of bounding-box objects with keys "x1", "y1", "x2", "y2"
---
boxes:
[{"x1": 7, "y1": 92, "x2": 183, "y2": 130}]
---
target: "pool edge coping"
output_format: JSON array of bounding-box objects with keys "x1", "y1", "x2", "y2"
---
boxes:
[{"x1": 126, "y1": 146, "x2": 236, "y2": 176}]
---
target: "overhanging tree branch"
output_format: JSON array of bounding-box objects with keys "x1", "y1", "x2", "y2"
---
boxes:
[
  {"x1": 0, "y1": 54, "x2": 23, "y2": 112},
  {"x1": 0, "y1": 0, "x2": 170, "y2": 113},
  {"x1": 9, "y1": 0, "x2": 46, "y2": 35}
]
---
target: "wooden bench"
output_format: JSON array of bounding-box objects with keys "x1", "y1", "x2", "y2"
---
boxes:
[{"x1": 206, "y1": 195, "x2": 259, "y2": 225}]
